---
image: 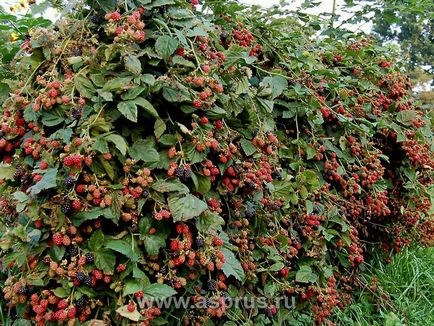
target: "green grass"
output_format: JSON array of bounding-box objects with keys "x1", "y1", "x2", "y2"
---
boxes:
[{"x1": 332, "y1": 246, "x2": 434, "y2": 326}]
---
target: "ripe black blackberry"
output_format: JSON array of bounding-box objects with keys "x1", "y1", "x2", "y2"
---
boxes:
[
  {"x1": 13, "y1": 166, "x2": 24, "y2": 182},
  {"x1": 271, "y1": 170, "x2": 283, "y2": 180},
  {"x1": 71, "y1": 47, "x2": 82, "y2": 56},
  {"x1": 85, "y1": 253, "x2": 94, "y2": 263},
  {"x1": 210, "y1": 254, "x2": 216, "y2": 262},
  {"x1": 76, "y1": 295, "x2": 87, "y2": 307},
  {"x1": 42, "y1": 256, "x2": 51, "y2": 264},
  {"x1": 64, "y1": 176, "x2": 76, "y2": 187},
  {"x1": 61, "y1": 202, "x2": 72, "y2": 215},
  {"x1": 90, "y1": 15, "x2": 99, "y2": 24},
  {"x1": 196, "y1": 238, "x2": 205, "y2": 248},
  {"x1": 183, "y1": 168, "x2": 192, "y2": 180},
  {"x1": 159, "y1": 267, "x2": 167, "y2": 274},
  {"x1": 69, "y1": 246, "x2": 78, "y2": 257},
  {"x1": 142, "y1": 190, "x2": 149, "y2": 198},
  {"x1": 245, "y1": 203, "x2": 255, "y2": 219},
  {"x1": 221, "y1": 291, "x2": 229, "y2": 299},
  {"x1": 76, "y1": 272, "x2": 85, "y2": 283},
  {"x1": 72, "y1": 108, "x2": 82, "y2": 120},
  {"x1": 17, "y1": 286, "x2": 27, "y2": 295},
  {"x1": 83, "y1": 275, "x2": 92, "y2": 287},
  {"x1": 175, "y1": 167, "x2": 184, "y2": 178},
  {"x1": 246, "y1": 181, "x2": 256, "y2": 190},
  {"x1": 207, "y1": 279, "x2": 216, "y2": 291},
  {"x1": 203, "y1": 298, "x2": 212, "y2": 307}
]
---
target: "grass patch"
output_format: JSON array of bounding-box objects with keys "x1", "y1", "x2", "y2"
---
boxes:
[{"x1": 333, "y1": 246, "x2": 434, "y2": 325}]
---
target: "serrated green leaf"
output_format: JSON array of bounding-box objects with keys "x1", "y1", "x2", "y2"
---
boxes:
[
  {"x1": 168, "y1": 194, "x2": 208, "y2": 222},
  {"x1": 152, "y1": 179, "x2": 189, "y2": 193},
  {"x1": 143, "y1": 283, "x2": 176, "y2": 299},
  {"x1": 295, "y1": 265, "x2": 317, "y2": 283},
  {"x1": 125, "y1": 55, "x2": 142, "y2": 75},
  {"x1": 28, "y1": 168, "x2": 57, "y2": 196},
  {"x1": 94, "y1": 249, "x2": 116, "y2": 274},
  {"x1": 129, "y1": 139, "x2": 160, "y2": 162},
  {"x1": 155, "y1": 35, "x2": 179, "y2": 61},
  {"x1": 221, "y1": 248, "x2": 245, "y2": 281},
  {"x1": 240, "y1": 139, "x2": 257, "y2": 156},
  {"x1": 118, "y1": 101, "x2": 138, "y2": 122}
]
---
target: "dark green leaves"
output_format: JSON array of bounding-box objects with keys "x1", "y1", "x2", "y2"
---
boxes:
[
  {"x1": 240, "y1": 139, "x2": 257, "y2": 156},
  {"x1": 118, "y1": 101, "x2": 138, "y2": 122},
  {"x1": 221, "y1": 248, "x2": 245, "y2": 281},
  {"x1": 74, "y1": 75, "x2": 95, "y2": 98},
  {"x1": 128, "y1": 139, "x2": 160, "y2": 163},
  {"x1": 167, "y1": 194, "x2": 208, "y2": 222},
  {"x1": 162, "y1": 81, "x2": 190, "y2": 102},
  {"x1": 143, "y1": 283, "x2": 176, "y2": 299},
  {"x1": 28, "y1": 168, "x2": 57, "y2": 196},
  {"x1": 152, "y1": 179, "x2": 189, "y2": 193},
  {"x1": 295, "y1": 265, "x2": 318, "y2": 283},
  {"x1": 95, "y1": 249, "x2": 116, "y2": 274},
  {"x1": 125, "y1": 55, "x2": 142, "y2": 75},
  {"x1": 117, "y1": 98, "x2": 159, "y2": 122},
  {"x1": 155, "y1": 35, "x2": 179, "y2": 61}
]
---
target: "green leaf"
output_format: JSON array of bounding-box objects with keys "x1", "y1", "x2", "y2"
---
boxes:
[
  {"x1": 125, "y1": 55, "x2": 142, "y2": 75},
  {"x1": 88, "y1": 230, "x2": 105, "y2": 251},
  {"x1": 124, "y1": 279, "x2": 147, "y2": 296},
  {"x1": 105, "y1": 239, "x2": 139, "y2": 262},
  {"x1": 191, "y1": 173, "x2": 211, "y2": 194},
  {"x1": 94, "y1": 249, "x2": 116, "y2": 274},
  {"x1": 397, "y1": 110, "x2": 418, "y2": 126},
  {"x1": 154, "y1": 118, "x2": 166, "y2": 139},
  {"x1": 118, "y1": 101, "x2": 138, "y2": 122},
  {"x1": 301, "y1": 170, "x2": 320, "y2": 188},
  {"x1": 172, "y1": 55, "x2": 195, "y2": 68},
  {"x1": 133, "y1": 97, "x2": 159, "y2": 118},
  {"x1": 143, "y1": 283, "x2": 176, "y2": 299},
  {"x1": 116, "y1": 304, "x2": 141, "y2": 322},
  {"x1": 195, "y1": 211, "x2": 225, "y2": 233},
  {"x1": 152, "y1": 179, "x2": 189, "y2": 193},
  {"x1": 49, "y1": 245, "x2": 65, "y2": 262},
  {"x1": 155, "y1": 35, "x2": 179, "y2": 61},
  {"x1": 158, "y1": 134, "x2": 177, "y2": 146},
  {"x1": 129, "y1": 139, "x2": 160, "y2": 162},
  {"x1": 121, "y1": 86, "x2": 145, "y2": 100},
  {"x1": 103, "y1": 77, "x2": 133, "y2": 92},
  {"x1": 41, "y1": 112, "x2": 64, "y2": 127},
  {"x1": 168, "y1": 194, "x2": 208, "y2": 222},
  {"x1": 93, "y1": 138, "x2": 110, "y2": 153},
  {"x1": 240, "y1": 139, "x2": 257, "y2": 156},
  {"x1": 52, "y1": 287, "x2": 69, "y2": 298},
  {"x1": 72, "y1": 207, "x2": 116, "y2": 226},
  {"x1": 295, "y1": 265, "x2": 317, "y2": 283},
  {"x1": 142, "y1": 235, "x2": 166, "y2": 256},
  {"x1": 105, "y1": 134, "x2": 127, "y2": 156},
  {"x1": 0, "y1": 165, "x2": 14, "y2": 180},
  {"x1": 162, "y1": 82, "x2": 190, "y2": 102},
  {"x1": 269, "y1": 262, "x2": 285, "y2": 272},
  {"x1": 28, "y1": 168, "x2": 58, "y2": 196},
  {"x1": 74, "y1": 74, "x2": 95, "y2": 98},
  {"x1": 221, "y1": 248, "x2": 245, "y2": 281}
]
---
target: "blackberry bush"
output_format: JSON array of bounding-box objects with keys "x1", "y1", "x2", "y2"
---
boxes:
[{"x1": 0, "y1": 0, "x2": 432, "y2": 325}]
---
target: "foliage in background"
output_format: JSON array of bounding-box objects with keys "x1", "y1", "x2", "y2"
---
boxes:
[
  {"x1": 0, "y1": 4, "x2": 51, "y2": 105},
  {"x1": 342, "y1": 0, "x2": 434, "y2": 73},
  {"x1": 0, "y1": 0, "x2": 433, "y2": 325}
]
